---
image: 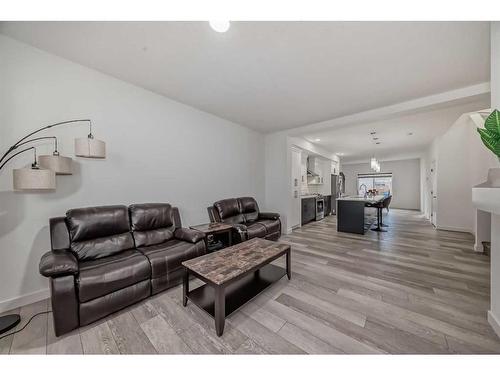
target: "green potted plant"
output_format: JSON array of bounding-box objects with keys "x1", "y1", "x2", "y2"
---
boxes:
[
  {"x1": 477, "y1": 109, "x2": 500, "y2": 161},
  {"x1": 477, "y1": 109, "x2": 500, "y2": 186}
]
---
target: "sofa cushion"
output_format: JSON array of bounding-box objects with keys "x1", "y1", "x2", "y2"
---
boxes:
[
  {"x1": 77, "y1": 249, "x2": 151, "y2": 303},
  {"x1": 257, "y1": 219, "x2": 280, "y2": 234},
  {"x1": 66, "y1": 205, "x2": 134, "y2": 261},
  {"x1": 67, "y1": 205, "x2": 130, "y2": 242},
  {"x1": 129, "y1": 203, "x2": 176, "y2": 247},
  {"x1": 214, "y1": 198, "x2": 244, "y2": 224},
  {"x1": 239, "y1": 197, "x2": 259, "y2": 223},
  {"x1": 138, "y1": 239, "x2": 205, "y2": 279},
  {"x1": 246, "y1": 222, "x2": 267, "y2": 239}
]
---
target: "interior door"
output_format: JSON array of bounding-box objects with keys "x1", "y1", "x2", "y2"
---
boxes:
[
  {"x1": 430, "y1": 159, "x2": 437, "y2": 226},
  {"x1": 290, "y1": 148, "x2": 302, "y2": 228}
]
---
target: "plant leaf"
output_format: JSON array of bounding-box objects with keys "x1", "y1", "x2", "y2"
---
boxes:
[
  {"x1": 478, "y1": 127, "x2": 500, "y2": 142},
  {"x1": 484, "y1": 109, "x2": 500, "y2": 135},
  {"x1": 478, "y1": 128, "x2": 500, "y2": 155}
]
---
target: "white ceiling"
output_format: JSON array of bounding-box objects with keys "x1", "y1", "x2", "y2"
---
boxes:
[
  {"x1": 305, "y1": 98, "x2": 490, "y2": 163},
  {"x1": 0, "y1": 21, "x2": 490, "y2": 133}
]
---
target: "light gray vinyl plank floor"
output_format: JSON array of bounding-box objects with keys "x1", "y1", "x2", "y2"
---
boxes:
[{"x1": 2, "y1": 209, "x2": 499, "y2": 354}]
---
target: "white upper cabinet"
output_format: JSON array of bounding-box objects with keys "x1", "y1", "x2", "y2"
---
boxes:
[{"x1": 331, "y1": 160, "x2": 339, "y2": 175}]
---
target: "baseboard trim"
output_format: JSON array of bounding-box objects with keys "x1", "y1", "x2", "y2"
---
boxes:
[
  {"x1": 436, "y1": 225, "x2": 473, "y2": 234},
  {"x1": 488, "y1": 310, "x2": 500, "y2": 338},
  {"x1": 0, "y1": 288, "x2": 49, "y2": 314}
]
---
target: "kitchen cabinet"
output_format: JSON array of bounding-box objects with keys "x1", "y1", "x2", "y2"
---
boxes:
[
  {"x1": 331, "y1": 160, "x2": 339, "y2": 175},
  {"x1": 301, "y1": 197, "x2": 316, "y2": 225},
  {"x1": 324, "y1": 195, "x2": 332, "y2": 216},
  {"x1": 300, "y1": 153, "x2": 308, "y2": 188}
]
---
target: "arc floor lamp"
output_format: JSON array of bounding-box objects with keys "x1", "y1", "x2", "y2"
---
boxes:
[{"x1": 0, "y1": 118, "x2": 106, "y2": 335}]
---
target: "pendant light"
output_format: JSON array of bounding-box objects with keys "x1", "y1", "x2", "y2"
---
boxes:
[
  {"x1": 36, "y1": 136, "x2": 73, "y2": 175},
  {"x1": 75, "y1": 120, "x2": 106, "y2": 158},
  {"x1": 11, "y1": 147, "x2": 56, "y2": 190}
]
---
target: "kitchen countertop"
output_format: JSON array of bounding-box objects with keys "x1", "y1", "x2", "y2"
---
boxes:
[
  {"x1": 336, "y1": 195, "x2": 386, "y2": 203},
  {"x1": 301, "y1": 194, "x2": 319, "y2": 199}
]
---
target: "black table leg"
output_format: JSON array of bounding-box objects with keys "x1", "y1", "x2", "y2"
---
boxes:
[
  {"x1": 182, "y1": 268, "x2": 189, "y2": 307},
  {"x1": 227, "y1": 230, "x2": 232, "y2": 246},
  {"x1": 286, "y1": 249, "x2": 291, "y2": 280},
  {"x1": 215, "y1": 286, "x2": 225, "y2": 336}
]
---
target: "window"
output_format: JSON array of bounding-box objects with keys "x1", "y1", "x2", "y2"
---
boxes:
[{"x1": 357, "y1": 173, "x2": 392, "y2": 196}]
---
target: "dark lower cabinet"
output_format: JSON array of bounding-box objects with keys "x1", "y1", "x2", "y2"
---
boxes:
[
  {"x1": 301, "y1": 198, "x2": 316, "y2": 225},
  {"x1": 324, "y1": 195, "x2": 332, "y2": 216}
]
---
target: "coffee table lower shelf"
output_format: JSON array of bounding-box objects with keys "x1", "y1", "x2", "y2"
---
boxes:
[{"x1": 185, "y1": 264, "x2": 285, "y2": 322}]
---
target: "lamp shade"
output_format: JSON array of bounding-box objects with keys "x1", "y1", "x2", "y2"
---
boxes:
[
  {"x1": 38, "y1": 155, "x2": 73, "y2": 175},
  {"x1": 75, "y1": 137, "x2": 106, "y2": 158},
  {"x1": 13, "y1": 168, "x2": 56, "y2": 190}
]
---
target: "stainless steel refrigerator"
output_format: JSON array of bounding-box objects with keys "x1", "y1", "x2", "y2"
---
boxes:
[
  {"x1": 331, "y1": 174, "x2": 338, "y2": 215},
  {"x1": 331, "y1": 172, "x2": 345, "y2": 215}
]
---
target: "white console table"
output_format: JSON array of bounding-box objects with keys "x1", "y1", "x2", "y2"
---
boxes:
[{"x1": 472, "y1": 168, "x2": 500, "y2": 337}]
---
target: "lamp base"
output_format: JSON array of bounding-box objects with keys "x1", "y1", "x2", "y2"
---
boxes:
[{"x1": 0, "y1": 314, "x2": 21, "y2": 335}]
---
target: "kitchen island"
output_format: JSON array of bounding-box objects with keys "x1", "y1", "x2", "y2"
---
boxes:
[{"x1": 336, "y1": 195, "x2": 385, "y2": 234}]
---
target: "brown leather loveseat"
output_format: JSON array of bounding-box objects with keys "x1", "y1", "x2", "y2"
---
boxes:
[
  {"x1": 207, "y1": 197, "x2": 281, "y2": 243},
  {"x1": 39, "y1": 203, "x2": 205, "y2": 336}
]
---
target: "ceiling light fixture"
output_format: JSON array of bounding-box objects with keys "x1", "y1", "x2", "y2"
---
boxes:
[
  {"x1": 314, "y1": 138, "x2": 321, "y2": 142},
  {"x1": 209, "y1": 21, "x2": 230, "y2": 33}
]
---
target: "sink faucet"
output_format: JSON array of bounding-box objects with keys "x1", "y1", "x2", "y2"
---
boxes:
[{"x1": 359, "y1": 184, "x2": 368, "y2": 198}]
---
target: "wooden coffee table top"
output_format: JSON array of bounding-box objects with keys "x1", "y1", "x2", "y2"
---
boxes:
[
  {"x1": 182, "y1": 238, "x2": 290, "y2": 285},
  {"x1": 189, "y1": 222, "x2": 233, "y2": 234}
]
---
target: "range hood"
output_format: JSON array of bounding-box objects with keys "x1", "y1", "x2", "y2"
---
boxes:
[{"x1": 307, "y1": 156, "x2": 320, "y2": 177}]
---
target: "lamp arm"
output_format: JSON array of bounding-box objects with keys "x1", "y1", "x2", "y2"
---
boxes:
[
  {"x1": 0, "y1": 119, "x2": 91, "y2": 165},
  {"x1": 15, "y1": 136, "x2": 58, "y2": 153},
  {"x1": 0, "y1": 147, "x2": 36, "y2": 171}
]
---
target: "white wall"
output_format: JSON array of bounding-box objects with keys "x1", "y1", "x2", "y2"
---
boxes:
[
  {"x1": 0, "y1": 35, "x2": 265, "y2": 311},
  {"x1": 422, "y1": 113, "x2": 498, "y2": 233},
  {"x1": 341, "y1": 158, "x2": 421, "y2": 210}
]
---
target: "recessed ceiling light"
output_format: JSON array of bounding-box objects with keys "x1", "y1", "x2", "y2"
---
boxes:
[
  {"x1": 376, "y1": 142, "x2": 381, "y2": 145},
  {"x1": 370, "y1": 131, "x2": 377, "y2": 135},
  {"x1": 408, "y1": 132, "x2": 414, "y2": 136},
  {"x1": 314, "y1": 138, "x2": 321, "y2": 142},
  {"x1": 209, "y1": 21, "x2": 230, "y2": 33},
  {"x1": 373, "y1": 137, "x2": 379, "y2": 140}
]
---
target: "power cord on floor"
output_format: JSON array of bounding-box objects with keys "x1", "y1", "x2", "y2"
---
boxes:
[{"x1": 0, "y1": 311, "x2": 52, "y2": 340}]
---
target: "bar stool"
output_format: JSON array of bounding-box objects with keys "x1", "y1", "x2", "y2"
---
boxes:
[
  {"x1": 380, "y1": 196, "x2": 392, "y2": 228},
  {"x1": 369, "y1": 199, "x2": 387, "y2": 232}
]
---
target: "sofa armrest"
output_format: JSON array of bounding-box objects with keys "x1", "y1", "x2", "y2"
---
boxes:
[
  {"x1": 229, "y1": 223, "x2": 248, "y2": 243},
  {"x1": 259, "y1": 212, "x2": 280, "y2": 220},
  {"x1": 39, "y1": 250, "x2": 79, "y2": 277},
  {"x1": 174, "y1": 228, "x2": 206, "y2": 243}
]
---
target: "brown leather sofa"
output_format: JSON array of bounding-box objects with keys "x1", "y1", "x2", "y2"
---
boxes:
[
  {"x1": 207, "y1": 197, "x2": 281, "y2": 243},
  {"x1": 39, "y1": 203, "x2": 205, "y2": 336}
]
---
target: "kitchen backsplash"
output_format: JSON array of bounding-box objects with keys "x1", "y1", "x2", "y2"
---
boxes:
[{"x1": 301, "y1": 184, "x2": 323, "y2": 195}]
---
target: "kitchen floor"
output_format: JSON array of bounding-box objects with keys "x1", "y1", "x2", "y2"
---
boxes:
[{"x1": 1, "y1": 209, "x2": 499, "y2": 354}]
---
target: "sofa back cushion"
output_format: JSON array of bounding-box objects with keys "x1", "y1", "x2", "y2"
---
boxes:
[
  {"x1": 66, "y1": 205, "x2": 134, "y2": 261},
  {"x1": 238, "y1": 197, "x2": 260, "y2": 222},
  {"x1": 129, "y1": 203, "x2": 175, "y2": 247},
  {"x1": 213, "y1": 198, "x2": 244, "y2": 224}
]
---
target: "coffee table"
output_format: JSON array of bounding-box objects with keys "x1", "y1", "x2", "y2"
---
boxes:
[{"x1": 181, "y1": 237, "x2": 291, "y2": 336}]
